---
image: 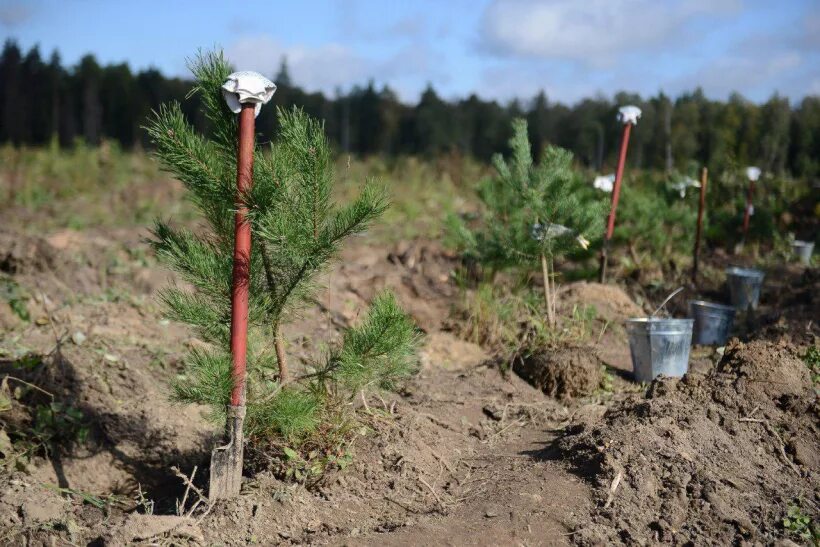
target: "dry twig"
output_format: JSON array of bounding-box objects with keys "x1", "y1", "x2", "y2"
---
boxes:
[
  {"x1": 171, "y1": 465, "x2": 213, "y2": 521},
  {"x1": 417, "y1": 476, "x2": 444, "y2": 512},
  {"x1": 604, "y1": 471, "x2": 623, "y2": 509}
]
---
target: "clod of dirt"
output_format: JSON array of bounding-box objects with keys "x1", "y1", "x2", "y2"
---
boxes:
[
  {"x1": 560, "y1": 281, "x2": 644, "y2": 322},
  {"x1": 717, "y1": 340, "x2": 814, "y2": 410},
  {"x1": 420, "y1": 332, "x2": 489, "y2": 371},
  {"x1": 103, "y1": 514, "x2": 204, "y2": 545},
  {"x1": 0, "y1": 230, "x2": 58, "y2": 275},
  {"x1": 559, "y1": 282, "x2": 643, "y2": 373},
  {"x1": 557, "y1": 339, "x2": 819, "y2": 545},
  {"x1": 514, "y1": 347, "x2": 603, "y2": 399}
]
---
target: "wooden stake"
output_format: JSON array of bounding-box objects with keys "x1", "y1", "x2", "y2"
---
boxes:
[
  {"x1": 741, "y1": 176, "x2": 755, "y2": 243},
  {"x1": 692, "y1": 167, "x2": 708, "y2": 284},
  {"x1": 541, "y1": 252, "x2": 555, "y2": 328}
]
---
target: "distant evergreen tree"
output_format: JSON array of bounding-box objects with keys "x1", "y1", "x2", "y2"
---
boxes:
[
  {"x1": 275, "y1": 56, "x2": 292, "y2": 88},
  {"x1": 1, "y1": 39, "x2": 819, "y2": 177},
  {"x1": 0, "y1": 40, "x2": 23, "y2": 144}
]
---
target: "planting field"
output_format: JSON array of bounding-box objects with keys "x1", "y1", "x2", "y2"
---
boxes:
[{"x1": 0, "y1": 149, "x2": 817, "y2": 546}]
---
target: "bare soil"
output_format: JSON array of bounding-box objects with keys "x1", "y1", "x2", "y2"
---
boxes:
[
  {"x1": 557, "y1": 339, "x2": 819, "y2": 545},
  {"x1": 0, "y1": 226, "x2": 816, "y2": 546}
]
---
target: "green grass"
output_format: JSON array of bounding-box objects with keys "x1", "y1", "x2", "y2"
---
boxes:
[
  {"x1": 0, "y1": 140, "x2": 192, "y2": 231},
  {"x1": 454, "y1": 279, "x2": 605, "y2": 358},
  {"x1": 1, "y1": 144, "x2": 474, "y2": 240}
]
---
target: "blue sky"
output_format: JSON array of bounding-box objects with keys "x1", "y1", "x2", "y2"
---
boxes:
[{"x1": 1, "y1": 0, "x2": 818, "y2": 104}]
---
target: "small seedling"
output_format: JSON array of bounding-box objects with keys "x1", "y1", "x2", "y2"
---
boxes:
[
  {"x1": 448, "y1": 118, "x2": 604, "y2": 329},
  {"x1": 782, "y1": 500, "x2": 819, "y2": 543},
  {"x1": 146, "y1": 51, "x2": 420, "y2": 498},
  {"x1": 803, "y1": 345, "x2": 819, "y2": 385}
]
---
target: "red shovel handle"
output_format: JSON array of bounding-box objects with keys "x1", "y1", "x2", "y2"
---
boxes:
[
  {"x1": 604, "y1": 122, "x2": 633, "y2": 242},
  {"x1": 230, "y1": 104, "x2": 256, "y2": 406}
]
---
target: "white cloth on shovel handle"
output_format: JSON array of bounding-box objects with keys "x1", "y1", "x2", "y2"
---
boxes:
[
  {"x1": 222, "y1": 71, "x2": 277, "y2": 117},
  {"x1": 745, "y1": 166, "x2": 761, "y2": 181},
  {"x1": 617, "y1": 105, "x2": 642, "y2": 125},
  {"x1": 593, "y1": 174, "x2": 615, "y2": 193}
]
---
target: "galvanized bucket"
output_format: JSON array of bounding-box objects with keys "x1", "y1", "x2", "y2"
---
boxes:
[
  {"x1": 689, "y1": 300, "x2": 735, "y2": 346},
  {"x1": 726, "y1": 267, "x2": 764, "y2": 311},
  {"x1": 625, "y1": 318, "x2": 694, "y2": 383},
  {"x1": 792, "y1": 240, "x2": 814, "y2": 265}
]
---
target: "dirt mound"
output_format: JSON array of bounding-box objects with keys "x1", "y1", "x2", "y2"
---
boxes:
[
  {"x1": 718, "y1": 340, "x2": 815, "y2": 410},
  {"x1": 557, "y1": 339, "x2": 819, "y2": 545},
  {"x1": 560, "y1": 282, "x2": 644, "y2": 323},
  {"x1": 515, "y1": 347, "x2": 603, "y2": 399},
  {"x1": 559, "y1": 282, "x2": 643, "y2": 374},
  {"x1": 0, "y1": 230, "x2": 59, "y2": 275}
]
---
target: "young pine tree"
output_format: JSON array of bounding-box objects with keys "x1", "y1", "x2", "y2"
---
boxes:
[
  {"x1": 145, "y1": 51, "x2": 419, "y2": 447},
  {"x1": 449, "y1": 119, "x2": 605, "y2": 327}
]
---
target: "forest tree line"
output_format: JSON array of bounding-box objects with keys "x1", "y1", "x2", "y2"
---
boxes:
[{"x1": 2, "y1": 40, "x2": 819, "y2": 177}]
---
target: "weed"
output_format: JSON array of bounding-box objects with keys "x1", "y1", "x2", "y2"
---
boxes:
[
  {"x1": 280, "y1": 445, "x2": 353, "y2": 484},
  {"x1": 803, "y1": 345, "x2": 820, "y2": 385},
  {"x1": 782, "y1": 500, "x2": 819, "y2": 544},
  {"x1": 32, "y1": 402, "x2": 90, "y2": 454},
  {"x1": 0, "y1": 356, "x2": 90, "y2": 471},
  {"x1": 598, "y1": 367, "x2": 615, "y2": 394},
  {"x1": 0, "y1": 277, "x2": 31, "y2": 323}
]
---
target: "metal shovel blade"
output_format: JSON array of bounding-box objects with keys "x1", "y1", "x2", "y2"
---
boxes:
[{"x1": 209, "y1": 405, "x2": 245, "y2": 500}]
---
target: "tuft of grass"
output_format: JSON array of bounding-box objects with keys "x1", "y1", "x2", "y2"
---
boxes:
[
  {"x1": 455, "y1": 281, "x2": 604, "y2": 358},
  {"x1": 0, "y1": 140, "x2": 192, "y2": 231},
  {"x1": 455, "y1": 282, "x2": 521, "y2": 351},
  {"x1": 334, "y1": 155, "x2": 480, "y2": 243},
  {"x1": 0, "y1": 361, "x2": 90, "y2": 473},
  {"x1": 43, "y1": 484, "x2": 126, "y2": 513}
]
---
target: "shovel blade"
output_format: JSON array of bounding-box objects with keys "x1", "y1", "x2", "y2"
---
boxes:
[{"x1": 209, "y1": 406, "x2": 245, "y2": 500}]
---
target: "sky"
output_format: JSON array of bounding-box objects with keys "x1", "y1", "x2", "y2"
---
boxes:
[{"x1": 1, "y1": 0, "x2": 818, "y2": 105}]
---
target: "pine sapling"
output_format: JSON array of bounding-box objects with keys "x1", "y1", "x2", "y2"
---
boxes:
[
  {"x1": 449, "y1": 118, "x2": 604, "y2": 328},
  {"x1": 145, "y1": 50, "x2": 420, "y2": 465}
]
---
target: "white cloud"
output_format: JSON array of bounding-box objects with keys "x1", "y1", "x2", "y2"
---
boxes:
[
  {"x1": 0, "y1": 1, "x2": 33, "y2": 28},
  {"x1": 225, "y1": 35, "x2": 445, "y2": 101},
  {"x1": 679, "y1": 52, "x2": 801, "y2": 97},
  {"x1": 479, "y1": 0, "x2": 739, "y2": 65},
  {"x1": 226, "y1": 36, "x2": 369, "y2": 91}
]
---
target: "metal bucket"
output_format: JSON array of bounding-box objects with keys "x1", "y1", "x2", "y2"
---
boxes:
[
  {"x1": 792, "y1": 240, "x2": 814, "y2": 265},
  {"x1": 625, "y1": 318, "x2": 694, "y2": 383},
  {"x1": 726, "y1": 267, "x2": 764, "y2": 311},
  {"x1": 689, "y1": 300, "x2": 735, "y2": 346}
]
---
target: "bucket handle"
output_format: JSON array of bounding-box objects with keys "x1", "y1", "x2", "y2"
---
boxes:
[{"x1": 651, "y1": 286, "x2": 684, "y2": 318}]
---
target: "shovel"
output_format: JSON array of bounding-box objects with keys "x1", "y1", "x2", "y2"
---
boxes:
[
  {"x1": 599, "y1": 105, "x2": 641, "y2": 283},
  {"x1": 209, "y1": 72, "x2": 276, "y2": 500}
]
